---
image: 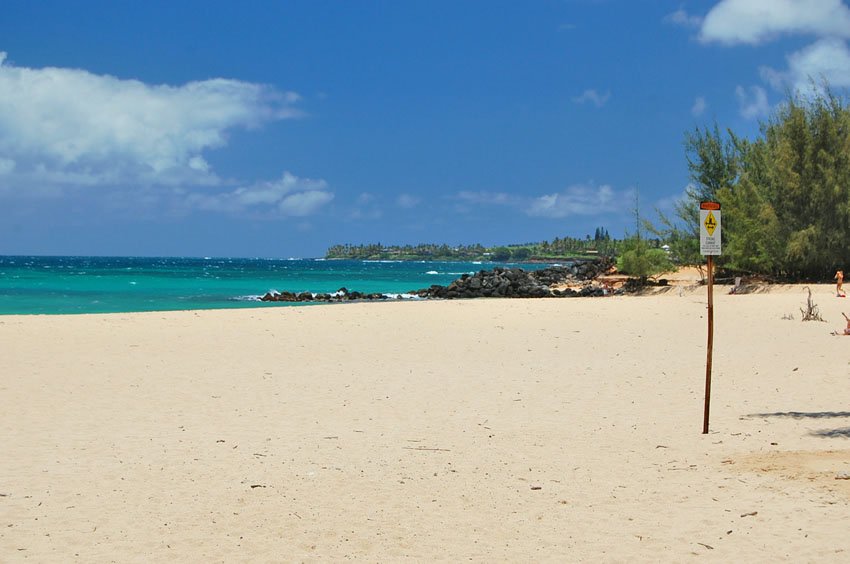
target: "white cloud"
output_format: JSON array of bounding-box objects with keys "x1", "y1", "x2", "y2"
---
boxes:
[
  {"x1": 278, "y1": 190, "x2": 335, "y2": 216},
  {"x1": 651, "y1": 186, "x2": 699, "y2": 222},
  {"x1": 700, "y1": 0, "x2": 850, "y2": 45},
  {"x1": 188, "y1": 156, "x2": 211, "y2": 173},
  {"x1": 0, "y1": 52, "x2": 300, "y2": 190},
  {"x1": 735, "y1": 85, "x2": 770, "y2": 119},
  {"x1": 526, "y1": 184, "x2": 622, "y2": 218},
  {"x1": 760, "y1": 38, "x2": 850, "y2": 92},
  {"x1": 349, "y1": 207, "x2": 383, "y2": 220},
  {"x1": 664, "y1": 8, "x2": 703, "y2": 28},
  {"x1": 653, "y1": 194, "x2": 681, "y2": 216},
  {"x1": 451, "y1": 185, "x2": 628, "y2": 218},
  {"x1": 186, "y1": 171, "x2": 333, "y2": 216},
  {"x1": 455, "y1": 190, "x2": 517, "y2": 206},
  {"x1": 691, "y1": 96, "x2": 708, "y2": 116},
  {"x1": 572, "y1": 89, "x2": 611, "y2": 108},
  {"x1": 233, "y1": 173, "x2": 324, "y2": 207},
  {"x1": 396, "y1": 193, "x2": 421, "y2": 209},
  {"x1": 349, "y1": 192, "x2": 383, "y2": 220},
  {"x1": 0, "y1": 157, "x2": 14, "y2": 175}
]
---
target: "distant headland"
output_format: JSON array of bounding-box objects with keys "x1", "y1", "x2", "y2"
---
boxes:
[{"x1": 325, "y1": 230, "x2": 616, "y2": 262}]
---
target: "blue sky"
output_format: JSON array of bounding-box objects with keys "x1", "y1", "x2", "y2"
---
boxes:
[{"x1": 1, "y1": 0, "x2": 849, "y2": 257}]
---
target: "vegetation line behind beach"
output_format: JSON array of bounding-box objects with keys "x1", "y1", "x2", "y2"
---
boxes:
[{"x1": 325, "y1": 229, "x2": 628, "y2": 262}]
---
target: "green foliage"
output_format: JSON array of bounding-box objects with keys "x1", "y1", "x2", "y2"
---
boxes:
[
  {"x1": 511, "y1": 247, "x2": 532, "y2": 261},
  {"x1": 684, "y1": 123, "x2": 740, "y2": 201},
  {"x1": 619, "y1": 190, "x2": 673, "y2": 278},
  {"x1": 325, "y1": 243, "x2": 488, "y2": 261},
  {"x1": 752, "y1": 89, "x2": 850, "y2": 277},
  {"x1": 716, "y1": 176, "x2": 782, "y2": 273},
  {"x1": 491, "y1": 247, "x2": 513, "y2": 261},
  {"x1": 326, "y1": 228, "x2": 621, "y2": 261},
  {"x1": 617, "y1": 240, "x2": 672, "y2": 279},
  {"x1": 659, "y1": 84, "x2": 850, "y2": 279},
  {"x1": 646, "y1": 203, "x2": 701, "y2": 266},
  {"x1": 647, "y1": 124, "x2": 740, "y2": 267}
]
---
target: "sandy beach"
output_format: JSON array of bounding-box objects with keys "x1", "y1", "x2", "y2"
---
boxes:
[{"x1": 2, "y1": 285, "x2": 849, "y2": 562}]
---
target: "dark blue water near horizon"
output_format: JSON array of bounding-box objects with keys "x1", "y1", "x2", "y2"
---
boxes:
[{"x1": 0, "y1": 256, "x2": 562, "y2": 315}]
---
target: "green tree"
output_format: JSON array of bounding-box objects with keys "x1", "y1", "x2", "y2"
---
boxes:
[
  {"x1": 717, "y1": 87, "x2": 850, "y2": 278},
  {"x1": 648, "y1": 124, "x2": 740, "y2": 267},
  {"x1": 619, "y1": 191, "x2": 672, "y2": 280},
  {"x1": 765, "y1": 89, "x2": 850, "y2": 277},
  {"x1": 511, "y1": 247, "x2": 532, "y2": 261},
  {"x1": 685, "y1": 123, "x2": 741, "y2": 201},
  {"x1": 491, "y1": 247, "x2": 513, "y2": 261}
]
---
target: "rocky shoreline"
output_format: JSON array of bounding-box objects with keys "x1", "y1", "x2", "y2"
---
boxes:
[{"x1": 259, "y1": 258, "x2": 618, "y2": 303}]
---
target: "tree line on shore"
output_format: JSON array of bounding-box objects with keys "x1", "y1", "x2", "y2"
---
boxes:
[{"x1": 325, "y1": 228, "x2": 644, "y2": 262}]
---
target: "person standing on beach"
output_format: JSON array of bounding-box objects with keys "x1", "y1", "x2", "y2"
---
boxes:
[{"x1": 836, "y1": 269, "x2": 845, "y2": 297}]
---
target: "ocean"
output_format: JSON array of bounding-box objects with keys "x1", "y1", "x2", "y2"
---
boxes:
[{"x1": 0, "y1": 256, "x2": 559, "y2": 315}]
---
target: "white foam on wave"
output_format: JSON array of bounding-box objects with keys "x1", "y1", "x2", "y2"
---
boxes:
[
  {"x1": 233, "y1": 294, "x2": 263, "y2": 301},
  {"x1": 427, "y1": 271, "x2": 474, "y2": 276}
]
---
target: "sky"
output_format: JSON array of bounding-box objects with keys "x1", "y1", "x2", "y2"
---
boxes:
[{"x1": 1, "y1": 0, "x2": 849, "y2": 258}]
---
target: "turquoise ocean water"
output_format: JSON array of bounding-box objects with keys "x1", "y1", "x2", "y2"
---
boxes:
[{"x1": 0, "y1": 256, "x2": 559, "y2": 315}]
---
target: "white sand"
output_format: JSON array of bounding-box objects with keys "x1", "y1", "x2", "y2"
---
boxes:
[{"x1": 2, "y1": 286, "x2": 849, "y2": 562}]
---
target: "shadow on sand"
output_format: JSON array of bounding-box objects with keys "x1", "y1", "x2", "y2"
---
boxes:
[
  {"x1": 748, "y1": 411, "x2": 850, "y2": 419},
  {"x1": 809, "y1": 427, "x2": 850, "y2": 438},
  {"x1": 746, "y1": 411, "x2": 850, "y2": 440}
]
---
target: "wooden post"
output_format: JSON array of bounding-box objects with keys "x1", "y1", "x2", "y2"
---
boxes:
[{"x1": 703, "y1": 255, "x2": 714, "y2": 434}]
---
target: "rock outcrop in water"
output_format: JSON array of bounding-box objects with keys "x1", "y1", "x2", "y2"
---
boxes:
[
  {"x1": 409, "y1": 258, "x2": 615, "y2": 300},
  {"x1": 259, "y1": 257, "x2": 615, "y2": 303},
  {"x1": 260, "y1": 287, "x2": 392, "y2": 303}
]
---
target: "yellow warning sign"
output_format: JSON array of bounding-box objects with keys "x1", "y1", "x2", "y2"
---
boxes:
[
  {"x1": 700, "y1": 203, "x2": 721, "y2": 255},
  {"x1": 704, "y1": 210, "x2": 717, "y2": 236}
]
